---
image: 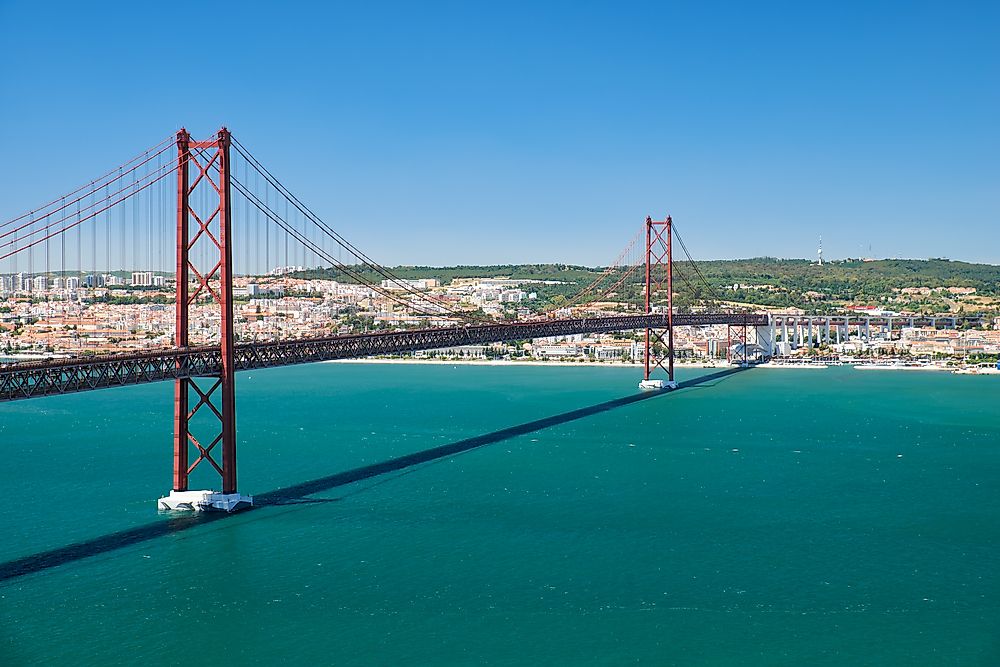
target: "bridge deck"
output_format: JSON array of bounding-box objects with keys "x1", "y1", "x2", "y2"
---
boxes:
[{"x1": 1, "y1": 313, "x2": 764, "y2": 401}]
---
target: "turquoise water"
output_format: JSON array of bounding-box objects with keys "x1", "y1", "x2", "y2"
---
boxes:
[{"x1": 0, "y1": 364, "x2": 998, "y2": 665}]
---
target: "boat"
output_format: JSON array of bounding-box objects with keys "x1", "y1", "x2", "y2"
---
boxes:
[
  {"x1": 854, "y1": 361, "x2": 939, "y2": 370},
  {"x1": 953, "y1": 364, "x2": 1000, "y2": 375},
  {"x1": 761, "y1": 359, "x2": 829, "y2": 369}
]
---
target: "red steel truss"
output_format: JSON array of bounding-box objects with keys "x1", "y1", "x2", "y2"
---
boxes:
[
  {"x1": 9, "y1": 311, "x2": 987, "y2": 403},
  {"x1": 643, "y1": 216, "x2": 674, "y2": 383},
  {"x1": 173, "y1": 128, "x2": 238, "y2": 495}
]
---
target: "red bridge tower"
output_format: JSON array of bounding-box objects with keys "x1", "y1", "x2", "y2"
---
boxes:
[
  {"x1": 158, "y1": 128, "x2": 251, "y2": 512},
  {"x1": 639, "y1": 215, "x2": 677, "y2": 391}
]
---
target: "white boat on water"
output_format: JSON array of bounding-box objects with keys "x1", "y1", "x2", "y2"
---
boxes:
[
  {"x1": 760, "y1": 362, "x2": 828, "y2": 369},
  {"x1": 953, "y1": 365, "x2": 1000, "y2": 375},
  {"x1": 854, "y1": 362, "x2": 942, "y2": 371}
]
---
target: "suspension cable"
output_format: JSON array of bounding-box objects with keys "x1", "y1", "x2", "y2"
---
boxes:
[
  {"x1": 231, "y1": 176, "x2": 463, "y2": 319},
  {"x1": 230, "y1": 138, "x2": 467, "y2": 317},
  {"x1": 0, "y1": 136, "x2": 174, "y2": 230}
]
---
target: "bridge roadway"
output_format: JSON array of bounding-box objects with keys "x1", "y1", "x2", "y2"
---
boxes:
[{"x1": 1, "y1": 313, "x2": 765, "y2": 402}]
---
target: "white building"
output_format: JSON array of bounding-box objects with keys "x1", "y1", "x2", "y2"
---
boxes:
[
  {"x1": 500, "y1": 289, "x2": 525, "y2": 303},
  {"x1": 270, "y1": 266, "x2": 304, "y2": 276},
  {"x1": 532, "y1": 344, "x2": 581, "y2": 358},
  {"x1": 380, "y1": 278, "x2": 440, "y2": 291},
  {"x1": 234, "y1": 283, "x2": 262, "y2": 298},
  {"x1": 131, "y1": 271, "x2": 155, "y2": 287}
]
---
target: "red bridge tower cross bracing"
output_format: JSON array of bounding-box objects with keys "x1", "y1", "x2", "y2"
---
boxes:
[
  {"x1": 639, "y1": 215, "x2": 677, "y2": 391},
  {"x1": 158, "y1": 128, "x2": 251, "y2": 512}
]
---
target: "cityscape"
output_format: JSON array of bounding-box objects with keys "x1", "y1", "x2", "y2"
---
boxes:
[
  {"x1": 3, "y1": 265, "x2": 999, "y2": 369},
  {"x1": 1, "y1": 2, "x2": 998, "y2": 666}
]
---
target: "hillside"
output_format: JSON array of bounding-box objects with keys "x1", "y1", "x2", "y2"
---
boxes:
[{"x1": 295, "y1": 258, "x2": 1000, "y2": 315}]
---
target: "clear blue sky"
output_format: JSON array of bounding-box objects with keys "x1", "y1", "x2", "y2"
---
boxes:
[{"x1": 1, "y1": 1, "x2": 997, "y2": 265}]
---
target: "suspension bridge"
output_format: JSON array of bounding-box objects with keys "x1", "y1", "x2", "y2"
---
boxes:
[{"x1": 0, "y1": 128, "x2": 975, "y2": 511}]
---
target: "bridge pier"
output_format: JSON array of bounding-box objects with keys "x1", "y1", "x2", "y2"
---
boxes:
[{"x1": 755, "y1": 320, "x2": 775, "y2": 358}]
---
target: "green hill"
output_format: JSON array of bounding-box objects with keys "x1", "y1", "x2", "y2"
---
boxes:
[{"x1": 294, "y1": 258, "x2": 1000, "y2": 315}]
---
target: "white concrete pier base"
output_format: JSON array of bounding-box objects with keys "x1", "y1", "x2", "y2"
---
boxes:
[
  {"x1": 638, "y1": 379, "x2": 678, "y2": 391},
  {"x1": 158, "y1": 490, "x2": 253, "y2": 513}
]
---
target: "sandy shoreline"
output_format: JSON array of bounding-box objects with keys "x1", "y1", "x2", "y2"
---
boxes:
[
  {"x1": 0, "y1": 354, "x2": 981, "y2": 374},
  {"x1": 322, "y1": 358, "x2": 727, "y2": 369},
  {"x1": 322, "y1": 358, "x2": 983, "y2": 373},
  {"x1": 324, "y1": 358, "x2": 838, "y2": 370}
]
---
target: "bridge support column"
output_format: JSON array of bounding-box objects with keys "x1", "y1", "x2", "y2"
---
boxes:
[
  {"x1": 639, "y1": 215, "x2": 676, "y2": 391},
  {"x1": 728, "y1": 319, "x2": 749, "y2": 365},
  {"x1": 755, "y1": 319, "x2": 775, "y2": 359},
  {"x1": 159, "y1": 128, "x2": 252, "y2": 513}
]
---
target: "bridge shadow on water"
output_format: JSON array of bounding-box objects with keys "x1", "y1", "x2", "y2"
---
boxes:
[{"x1": 0, "y1": 367, "x2": 745, "y2": 583}]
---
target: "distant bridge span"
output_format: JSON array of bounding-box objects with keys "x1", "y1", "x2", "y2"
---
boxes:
[{"x1": 1, "y1": 313, "x2": 765, "y2": 402}]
